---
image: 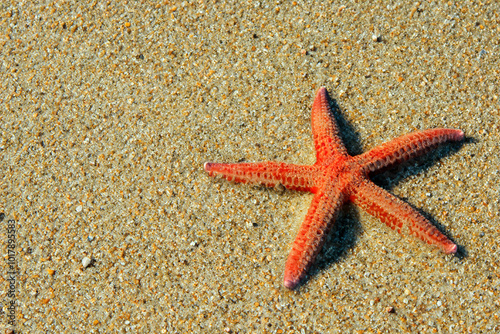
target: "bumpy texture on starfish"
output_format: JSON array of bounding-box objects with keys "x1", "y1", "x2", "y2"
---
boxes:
[{"x1": 205, "y1": 87, "x2": 464, "y2": 289}]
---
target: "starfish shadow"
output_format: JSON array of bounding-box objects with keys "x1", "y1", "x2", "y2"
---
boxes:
[{"x1": 295, "y1": 98, "x2": 469, "y2": 288}]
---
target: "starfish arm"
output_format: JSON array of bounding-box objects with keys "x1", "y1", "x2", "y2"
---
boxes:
[
  {"x1": 283, "y1": 186, "x2": 346, "y2": 289},
  {"x1": 358, "y1": 129, "x2": 464, "y2": 174},
  {"x1": 311, "y1": 87, "x2": 348, "y2": 163},
  {"x1": 351, "y1": 179, "x2": 457, "y2": 254},
  {"x1": 204, "y1": 161, "x2": 318, "y2": 192}
]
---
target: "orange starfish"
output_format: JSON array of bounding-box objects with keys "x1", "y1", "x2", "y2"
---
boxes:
[{"x1": 205, "y1": 87, "x2": 464, "y2": 289}]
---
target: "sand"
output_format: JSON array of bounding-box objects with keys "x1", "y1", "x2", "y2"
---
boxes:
[{"x1": 0, "y1": 1, "x2": 499, "y2": 333}]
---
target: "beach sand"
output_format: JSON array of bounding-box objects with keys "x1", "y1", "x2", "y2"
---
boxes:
[{"x1": 0, "y1": 1, "x2": 499, "y2": 332}]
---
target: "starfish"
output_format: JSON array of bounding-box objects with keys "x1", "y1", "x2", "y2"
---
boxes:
[{"x1": 204, "y1": 87, "x2": 464, "y2": 289}]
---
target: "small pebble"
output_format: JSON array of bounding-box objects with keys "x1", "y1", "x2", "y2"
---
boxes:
[{"x1": 82, "y1": 257, "x2": 92, "y2": 268}]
